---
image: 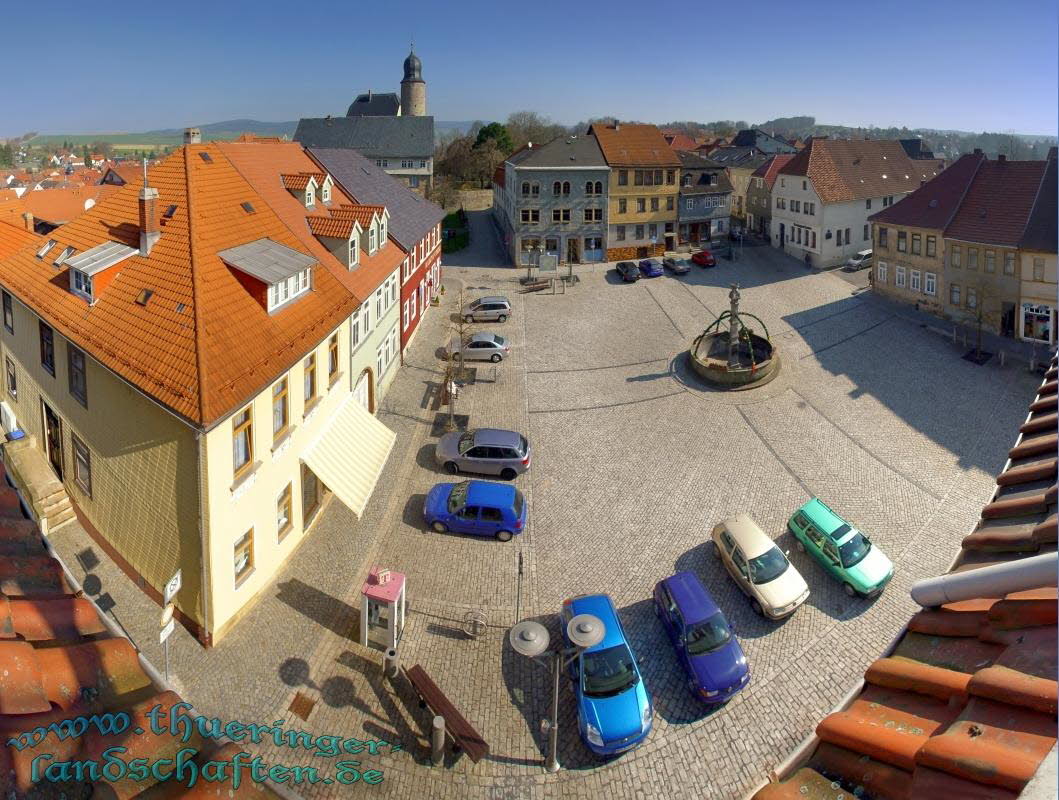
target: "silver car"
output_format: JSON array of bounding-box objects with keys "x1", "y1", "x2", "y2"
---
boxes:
[
  {"x1": 435, "y1": 428, "x2": 532, "y2": 480},
  {"x1": 465, "y1": 296, "x2": 512, "y2": 323},
  {"x1": 449, "y1": 332, "x2": 510, "y2": 362},
  {"x1": 663, "y1": 257, "x2": 691, "y2": 274}
]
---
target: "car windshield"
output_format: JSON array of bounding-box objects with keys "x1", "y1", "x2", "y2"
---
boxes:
[
  {"x1": 747, "y1": 547, "x2": 789, "y2": 584},
  {"x1": 457, "y1": 434, "x2": 475, "y2": 455},
  {"x1": 685, "y1": 611, "x2": 732, "y2": 655},
  {"x1": 513, "y1": 489, "x2": 525, "y2": 518},
  {"x1": 840, "y1": 532, "x2": 872, "y2": 567},
  {"x1": 582, "y1": 644, "x2": 639, "y2": 698},
  {"x1": 446, "y1": 482, "x2": 469, "y2": 513}
]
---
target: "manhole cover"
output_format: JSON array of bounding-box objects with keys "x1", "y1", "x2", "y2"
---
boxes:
[{"x1": 289, "y1": 691, "x2": 316, "y2": 721}]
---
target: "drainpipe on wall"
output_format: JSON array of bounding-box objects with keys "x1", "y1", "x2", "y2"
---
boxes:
[{"x1": 195, "y1": 428, "x2": 213, "y2": 645}]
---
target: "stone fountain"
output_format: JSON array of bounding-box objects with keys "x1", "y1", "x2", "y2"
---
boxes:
[{"x1": 689, "y1": 284, "x2": 780, "y2": 389}]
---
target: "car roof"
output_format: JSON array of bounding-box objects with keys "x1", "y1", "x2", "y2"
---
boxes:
[
  {"x1": 472, "y1": 427, "x2": 521, "y2": 447},
  {"x1": 465, "y1": 480, "x2": 517, "y2": 507},
  {"x1": 565, "y1": 593, "x2": 625, "y2": 650},
  {"x1": 473, "y1": 296, "x2": 509, "y2": 305},
  {"x1": 661, "y1": 571, "x2": 719, "y2": 624},
  {"x1": 469, "y1": 332, "x2": 499, "y2": 343},
  {"x1": 797, "y1": 498, "x2": 850, "y2": 540},
  {"x1": 719, "y1": 513, "x2": 776, "y2": 558}
]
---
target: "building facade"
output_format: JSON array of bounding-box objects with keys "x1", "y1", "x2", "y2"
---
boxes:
[
  {"x1": 1017, "y1": 155, "x2": 1057, "y2": 346},
  {"x1": 589, "y1": 122, "x2": 680, "y2": 260},
  {"x1": 492, "y1": 134, "x2": 609, "y2": 266},
  {"x1": 745, "y1": 154, "x2": 794, "y2": 238},
  {"x1": 676, "y1": 151, "x2": 732, "y2": 243}
]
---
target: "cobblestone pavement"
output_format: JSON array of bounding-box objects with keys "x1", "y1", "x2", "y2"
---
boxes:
[{"x1": 47, "y1": 231, "x2": 1041, "y2": 799}]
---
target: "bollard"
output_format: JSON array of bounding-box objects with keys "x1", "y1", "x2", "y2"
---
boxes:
[
  {"x1": 431, "y1": 716, "x2": 446, "y2": 766},
  {"x1": 999, "y1": 351, "x2": 1005, "y2": 367},
  {"x1": 383, "y1": 647, "x2": 399, "y2": 679}
]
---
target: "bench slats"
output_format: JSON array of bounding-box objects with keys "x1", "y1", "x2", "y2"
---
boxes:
[{"x1": 405, "y1": 664, "x2": 490, "y2": 763}]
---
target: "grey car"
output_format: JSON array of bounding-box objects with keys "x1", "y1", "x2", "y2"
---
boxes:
[
  {"x1": 449, "y1": 332, "x2": 510, "y2": 362},
  {"x1": 435, "y1": 428, "x2": 532, "y2": 480},
  {"x1": 663, "y1": 257, "x2": 690, "y2": 274},
  {"x1": 465, "y1": 296, "x2": 512, "y2": 323}
]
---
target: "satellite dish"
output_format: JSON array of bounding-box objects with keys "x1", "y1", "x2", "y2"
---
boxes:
[
  {"x1": 567, "y1": 614, "x2": 605, "y2": 649},
  {"x1": 509, "y1": 620, "x2": 550, "y2": 657}
]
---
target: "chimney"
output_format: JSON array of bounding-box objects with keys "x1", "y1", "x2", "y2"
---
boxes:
[
  {"x1": 22, "y1": 212, "x2": 33, "y2": 232},
  {"x1": 184, "y1": 127, "x2": 201, "y2": 144},
  {"x1": 368, "y1": 89, "x2": 372, "y2": 100},
  {"x1": 139, "y1": 164, "x2": 160, "y2": 256},
  {"x1": 997, "y1": 154, "x2": 1006, "y2": 164},
  {"x1": 973, "y1": 148, "x2": 982, "y2": 155},
  {"x1": 613, "y1": 121, "x2": 620, "y2": 131}
]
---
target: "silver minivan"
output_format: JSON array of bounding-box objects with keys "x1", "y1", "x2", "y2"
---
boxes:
[
  {"x1": 465, "y1": 296, "x2": 512, "y2": 323},
  {"x1": 845, "y1": 249, "x2": 873, "y2": 270}
]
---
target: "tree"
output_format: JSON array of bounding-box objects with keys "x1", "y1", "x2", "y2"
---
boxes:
[
  {"x1": 471, "y1": 138, "x2": 504, "y2": 188},
  {"x1": 964, "y1": 280, "x2": 1005, "y2": 362},
  {"x1": 442, "y1": 289, "x2": 473, "y2": 432},
  {"x1": 427, "y1": 177, "x2": 459, "y2": 211},
  {"x1": 474, "y1": 122, "x2": 512, "y2": 153},
  {"x1": 90, "y1": 140, "x2": 113, "y2": 160},
  {"x1": 506, "y1": 111, "x2": 567, "y2": 150},
  {"x1": 0, "y1": 144, "x2": 12, "y2": 167}
]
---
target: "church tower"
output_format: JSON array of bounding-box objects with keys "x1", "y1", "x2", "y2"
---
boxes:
[{"x1": 400, "y1": 45, "x2": 426, "y2": 117}]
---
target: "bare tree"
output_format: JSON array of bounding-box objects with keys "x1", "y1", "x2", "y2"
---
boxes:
[
  {"x1": 965, "y1": 280, "x2": 1005, "y2": 361},
  {"x1": 443, "y1": 289, "x2": 473, "y2": 431}
]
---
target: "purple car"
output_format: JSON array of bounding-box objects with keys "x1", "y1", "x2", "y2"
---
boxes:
[
  {"x1": 654, "y1": 571, "x2": 749, "y2": 703},
  {"x1": 638, "y1": 258, "x2": 664, "y2": 277}
]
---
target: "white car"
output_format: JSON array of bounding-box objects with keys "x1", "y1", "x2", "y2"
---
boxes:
[
  {"x1": 711, "y1": 513, "x2": 809, "y2": 619},
  {"x1": 448, "y1": 332, "x2": 510, "y2": 362}
]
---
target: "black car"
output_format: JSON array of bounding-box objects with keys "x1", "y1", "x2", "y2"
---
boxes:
[{"x1": 616, "y1": 261, "x2": 641, "y2": 282}]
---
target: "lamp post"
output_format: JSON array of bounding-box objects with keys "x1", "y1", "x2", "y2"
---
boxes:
[{"x1": 510, "y1": 614, "x2": 605, "y2": 773}]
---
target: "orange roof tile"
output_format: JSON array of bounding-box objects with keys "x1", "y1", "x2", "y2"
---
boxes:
[
  {"x1": 0, "y1": 220, "x2": 39, "y2": 256},
  {"x1": 332, "y1": 202, "x2": 386, "y2": 227},
  {"x1": 307, "y1": 214, "x2": 356, "y2": 238},
  {"x1": 588, "y1": 123, "x2": 681, "y2": 167}
]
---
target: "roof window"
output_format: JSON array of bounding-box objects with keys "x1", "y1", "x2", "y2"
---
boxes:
[
  {"x1": 54, "y1": 246, "x2": 75, "y2": 266},
  {"x1": 135, "y1": 289, "x2": 154, "y2": 306},
  {"x1": 164, "y1": 204, "x2": 177, "y2": 218},
  {"x1": 241, "y1": 202, "x2": 256, "y2": 214},
  {"x1": 199, "y1": 152, "x2": 213, "y2": 163},
  {"x1": 36, "y1": 240, "x2": 57, "y2": 259}
]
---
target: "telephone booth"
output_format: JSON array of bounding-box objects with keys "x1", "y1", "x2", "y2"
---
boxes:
[{"x1": 360, "y1": 566, "x2": 406, "y2": 651}]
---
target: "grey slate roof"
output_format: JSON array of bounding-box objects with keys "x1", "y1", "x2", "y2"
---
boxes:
[
  {"x1": 707, "y1": 146, "x2": 759, "y2": 165},
  {"x1": 294, "y1": 115, "x2": 435, "y2": 159},
  {"x1": 309, "y1": 147, "x2": 444, "y2": 251},
  {"x1": 730, "y1": 129, "x2": 798, "y2": 154},
  {"x1": 507, "y1": 134, "x2": 607, "y2": 169},
  {"x1": 346, "y1": 92, "x2": 401, "y2": 117},
  {"x1": 218, "y1": 238, "x2": 317, "y2": 283}
]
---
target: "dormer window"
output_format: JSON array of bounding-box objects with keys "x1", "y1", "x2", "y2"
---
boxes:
[
  {"x1": 368, "y1": 226, "x2": 377, "y2": 253},
  {"x1": 219, "y1": 238, "x2": 317, "y2": 313},
  {"x1": 306, "y1": 186, "x2": 316, "y2": 208},
  {"x1": 266, "y1": 268, "x2": 312, "y2": 311},
  {"x1": 321, "y1": 181, "x2": 331, "y2": 203},
  {"x1": 379, "y1": 217, "x2": 387, "y2": 247},
  {"x1": 349, "y1": 237, "x2": 360, "y2": 267},
  {"x1": 71, "y1": 269, "x2": 94, "y2": 301}
]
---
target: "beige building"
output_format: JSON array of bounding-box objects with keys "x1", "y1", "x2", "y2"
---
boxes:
[{"x1": 1016, "y1": 156, "x2": 1057, "y2": 347}]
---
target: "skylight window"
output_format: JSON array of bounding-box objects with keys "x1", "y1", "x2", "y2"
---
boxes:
[
  {"x1": 54, "y1": 246, "x2": 75, "y2": 266},
  {"x1": 241, "y1": 202, "x2": 256, "y2": 214},
  {"x1": 199, "y1": 152, "x2": 213, "y2": 163},
  {"x1": 135, "y1": 289, "x2": 154, "y2": 306},
  {"x1": 37, "y1": 240, "x2": 57, "y2": 259},
  {"x1": 164, "y1": 205, "x2": 177, "y2": 218}
]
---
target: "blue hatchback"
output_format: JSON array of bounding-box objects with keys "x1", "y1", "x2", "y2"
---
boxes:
[
  {"x1": 561, "y1": 594, "x2": 652, "y2": 756},
  {"x1": 638, "y1": 258, "x2": 664, "y2": 277},
  {"x1": 653, "y1": 571, "x2": 749, "y2": 703},
  {"x1": 423, "y1": 480, "x2": 526, "y2": 541}
]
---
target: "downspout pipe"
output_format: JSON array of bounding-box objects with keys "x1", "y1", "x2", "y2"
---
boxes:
[{"x1": 910, "y1": 551, "x2": 1057, "y2": 607}]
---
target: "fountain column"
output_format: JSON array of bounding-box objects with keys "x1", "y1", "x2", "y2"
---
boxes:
[{"x1": 727, "y1": 284, "x2": 741, "y2": 368}]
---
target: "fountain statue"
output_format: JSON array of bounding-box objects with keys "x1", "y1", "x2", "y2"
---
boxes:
[{"x1": 688, "y1": 283, "x2": 780, "y2": 389}]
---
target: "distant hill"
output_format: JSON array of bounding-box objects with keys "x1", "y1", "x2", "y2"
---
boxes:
[{"x1": 144, "y1": 119, "x2": 298, "y2": 137}]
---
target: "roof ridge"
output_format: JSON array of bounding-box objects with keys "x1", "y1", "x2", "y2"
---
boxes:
[{"x1": 184, "y1": 145, "x2": 209, "y2": 427}]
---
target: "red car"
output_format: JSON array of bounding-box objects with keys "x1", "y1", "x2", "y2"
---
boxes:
[{"x1": 691, "y1": 249, "x2": 716, "y2": 267}]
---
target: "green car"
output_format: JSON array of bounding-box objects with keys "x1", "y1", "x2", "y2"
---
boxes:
[{"x1": 787, "y1": 498, "x2": 894, "y2": 597}]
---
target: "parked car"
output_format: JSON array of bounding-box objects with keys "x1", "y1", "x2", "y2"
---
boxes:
[
  {"x1": 663, "y1": 257, "x2": 690, "y2": 274},
  {"x1": 711, "y1": 514, "x2": 809, "y2": 619},
  {"x1": 691, "y1": 249, "x2": 716, "y2": 268},
  {"x1": 615, "y1": 261, "x2": 641, "y2": 282},
  {"x1": 788, "y1": 498, "x2": 894, "y2": 597},
  {"x1": 434, "y1": 428, "x2": 531, "y2": 479},
  {"x1": 654, "y1": 571, "x2": 749, "y2": 703},
  {"x1": 423, "y1": 480, "x2": 526, "y2": 541},
  {"x1": 638, "y1": 258, "x2": 664, "y2": 278},
  {"x1": 465, "y1": 296, "x2": 512, "y2": 323},
  {"x1": 845, "y1": 249, "x2": 873, "y2": 270},
  {"x1": 561, "y1": 594, "x2": 652, "y2": 756},
  {"x1": 449, "y1": 332, "x2": 509, "y2": 363}
]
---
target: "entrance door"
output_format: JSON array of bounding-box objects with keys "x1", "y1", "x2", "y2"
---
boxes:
[
  {"x1": 301, "y1": 463, "x2": 320, "y2": 525},
  {"x1": 704, "y1": 221, "x2": 712, "y2": 241},
  {"x1": 566, "y1": 237, "x2": 580, "y2": 264},
  {"x1": 1001, "y1": 303, "x2": 1016, "y2": 337},
  {"x1": 354, "y1": 371, "x2": 370, "y2": 410},
  {"x1": 779, "y1": 223, "x2": 785, "y2": 246},
  {"x1": 42, "y1": 402, "x2": 63, "y2": 480}
]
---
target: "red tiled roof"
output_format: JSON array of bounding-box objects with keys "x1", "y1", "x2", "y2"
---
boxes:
[
  {"x1": 751, "y1": 154, "x2": 796, "y2": 189},
  {"x1": 0, "y1": 219, "x2": 38, "y2": 255},
  {"x1": 493, "y1": 164, "x2": 505, "y2": 187},
  {"x1": 753, "y1": 356, "x2": 1059, "y2": 800},
  {"x1": 332, "y1": 203, "x2": 385, "y2": 227},
  {"x1": 868, "y1": 152, "x2": 984, "y2": 230},
  {"x1": 588, "y1": 123, "x2": 681, "y2": 167},
  {"x1": 778, "y1": 138, "x2": 944, "y2": 204},
  {"x1": 945, "y1": 159, "x2": 1049, "y2": 247},
  {"x1": 664, "y1": 133, "x2": 699, "y2": 152},
  {"x1": 100, "y1": 164, "x2": 146, "y2": 186},
  {"x1": 22, "y1": 186, "x2": 109, "y2": 224},
  {"x1": 280, "y1": 172, "x2": 323, "y2": 191},
  {"x1": 307, "y1": 214, "x2": 356, "y2": 238}
]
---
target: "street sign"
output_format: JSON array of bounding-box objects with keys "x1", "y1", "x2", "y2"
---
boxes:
[
  {"x1": 164, "y1": 570, "x2": 182, "y2": 605},
  {"x1": 160, "y1": 602, "x2": 175, "y2": 628},
  {"x1": 160, "y1": 618, "x2": 175, "y2": 643}
]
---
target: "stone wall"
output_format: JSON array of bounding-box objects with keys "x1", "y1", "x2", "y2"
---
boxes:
[
  {"x1": 605, "y1": 242, "x2": 665, "y2": 261},
  {"x1": 455, "y1": 189, "x2": 494, "y2": 212}
]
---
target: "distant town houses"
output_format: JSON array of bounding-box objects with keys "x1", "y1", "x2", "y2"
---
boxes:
[
  {"x1": 294, "y1": 48, "x2": 435, "y2": 193},
  {"x1": 870, "y1": 147, "x2": 1057, "y2": 346},
  {"x1": 676, "y1": 151, "x2": 732, "y2": 244},
  {"x1": 770, "y1": 137, "x2": 944, "y2": 268},
  {"x1": 745, "y1": 154, "x2": 795, "y2": 238}
]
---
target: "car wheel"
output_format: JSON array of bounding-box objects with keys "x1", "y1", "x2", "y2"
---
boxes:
[
  {"x1": 751, "y1": 599, "x2": 764, "y2": 616},
  {"x1": 444, "y1": 461, "x2": 459, "y2": 475},
  {"x1": 498, "y1": 314, "x2": 507, "y2": 323},
  {"x1": 496, "y1": 530, "x2": 513, "y2": 542},
  {"x1": 500, "y1": 468, "x2": 517, "y2": 481},
  {"x1": 490, "y1": 353, "x2": 502, "y2": 363},
  {"x1": 432, "y1": 521, "x2": 448, "y2": 534},
  {"x1": 843, "y1": 582, "x2": 857, "y2": 598},
  {"x1": 795, "y1": 538, "x2": 805, "y2": 553},
  {"x1": 464, "y1": 314, "x2": 474, "y2": 324}
]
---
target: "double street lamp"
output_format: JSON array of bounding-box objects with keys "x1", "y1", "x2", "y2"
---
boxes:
[{"x1": 509, "y1": 614, "x2": 605, "y2": 773}]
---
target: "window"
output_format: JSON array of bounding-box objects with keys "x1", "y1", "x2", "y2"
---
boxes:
[
  {"x1": 637, "y1": 198, "x2": 646, "y2": 213},
  {"x1": 634, "y1": 170, "x2": 644, "y2": 186},
  {"x1": 877, "y1": 262, "x2": 888, "y2": 283},
  {"x1": 666, "y1": 170, "x2": 675, "y2": 185},
  {"x1": 685, "y1": 199, "x2": 694, "y2": 210},
  {"x1": 531, "y1": 183, "x2": 539, "y2": 196},
  {"x1": 267, "y1": 268, "x2": 312, "y2": 311},
  {"x1": 5, "y1": 356, "x2": 15, "y2": 399},
  {"x1": 368, "y1": 227, "x2": 377, "y2": 252},
  {"x1": 911, "y1": 234, "x2": 921, "y2": 255},
  {"x1": 402, "y1": 299, "x2": 409, "y2": 330},
  {"x1": 985, "y1": 250, "x2": 995, "y2": 273},
  {"x1": 806, "y1": 202, "x2": 815, "y2": 215},
  {"x1": 2, "y1": 291, "x2": 12, "y2": 333},
  {"x1": 328, "y1": 334, "x2": 339, "y2": 383},
  {"x1": 272, "y1": 378, "x2": 289, "y2": 440},
  {"x1": 71, "y1": 269, "x2": 93, "y2": 301},
  {"x1": 348, "y1": 237, "x2": 358, "y2": 267},
  {"x1": 618, "y1": 198, "x2": 627, "y2": 214},
  {"x1": 39, "y1": 321, "x2": 54, "y2": 376},
  {"x1": 351, "y1": 309, "x2": 361, "y2": 350},
  {"x1": 951, "y1": 245, "x2": 961, "y2": 268},
  {"x1": 925, "y1": 271, "x2": 936, "y2": 296},
  {"x1": 897, "y1": 231, "x2": 907, "y2": 252},
  {"x1": 585, "y1": 181, "x2": 594, "y2": 195},
  {"x1": 910, "y1": 270, "x2": 921, "y2": 292},
  {"x1": 1034, "y1": 257, "x2": 1046, "y2": 281},
  {"x1": 866, "y1": 198, "x2": 872, "y2": 209},
  {"x1": 780, "y1": 178, "x2": 785, "y2": 188},
  {"x1": 950, "y1": 283, "x2": 961, "y2": 305},
  {"x1": 234, "y1": 529, "x2": 254, "y2": 584},
  {"x1": 792, "y1": 200, "x2": 800, "y2": 213},
  {"x1": 54, "y1": 246, "x2": 75, "y2": 266},
  {"x1": 521, "y1": 181, "x2": 530, "y2": 196},
  {"x1": 233, "y1": 406, "x2": 253, "y2": 477},
  {"x1": 618, "y1": 170, "x2": 628, "y2": 186},
  {"x1": 562, "y1": 181, "x2": 570, "y2": 195},
  {"x1": 594, "y1": 181, "x2": 602, "y2": 194},
  {"x1": 583, "y1": 208, "x2": 602, "y2": 222},
  {"x1": 863, "y1": 224, "x2": 869, "y2": 241},
  {"x1": 835, "y1": 229, "x2": 843, "y2": 246},
  {"x1": 967, "y1": 247, "x2": 978, "y2": 270},
  {"x1": 552, "y1": 181, "x2": 561, "y2": 196},
  {"x1": 635, "y1": 224, "x2": 644, "y2": 240},
  {"x1": 616, "y1": 225, "x2": 626, "y2": 241},
  {"x1": 896, "y1": 265, "x2": 906, "y2": 287},
  {"x1": 878, "y1": 227, "x2": 888, "y2": 248},
  {"x1": 321, "y1": 182, "x2": 330, "y2": 203},
  {"x1": 303, "y1": 353, "x2": 316, "y2": 406},
  {"x1": 926, "y1": 236, "x2": 936, "y2": 257},
  {"x1": 967, "y1": 287, "x2": 977, "y2": 309},
  {"x1": 277, "y1": 484, "x2": 293, "y2": 540},
  {"x1": 650, "y1": 197, "x2": 659, "y2": 212},
  {"x1": 36, "y1": 240, "x2": 57, "y2": 259},
  {"x1": 648, "y1": 223, "x2": 657, "y2": 239},
  {"x1": 72, "y1": 435, "x2": 91, "y2": 497},
  {"x1": 666, "y1": 196, "x2": 674, "y2": 211},
  {"x1": 68, "y1": 345, "x2": 87, "y2": 407},
  {"x1": 1004, "y1": 252, "x2": 1015, "y2": 275},
  {"x1": 802, "y1": 180, "x2": 807, "y2": 190}
]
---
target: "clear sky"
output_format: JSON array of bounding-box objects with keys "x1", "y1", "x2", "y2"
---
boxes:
[{"x1": 2, "y1": 0, "x2": 1056, "y2": 137}]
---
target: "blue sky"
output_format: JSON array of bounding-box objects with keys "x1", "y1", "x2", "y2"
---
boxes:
[{"x1": 2, "y1": 0, "x2": 1056, "y2": 136}]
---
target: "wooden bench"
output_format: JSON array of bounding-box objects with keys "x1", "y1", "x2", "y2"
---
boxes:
[
  {"x1": 521, "y1": 280, "x2": 551, "y2": 293},
  {"x1": 403, "y1": 664, "x2": 489, "y2": 763}
]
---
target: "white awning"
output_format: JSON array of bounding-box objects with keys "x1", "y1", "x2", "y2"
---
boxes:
[{"x1": 301, "y1": 395, "x2": 396, "y2": 517}]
